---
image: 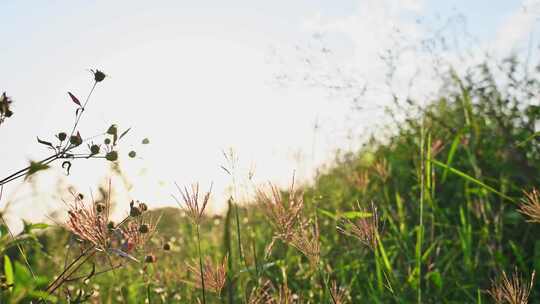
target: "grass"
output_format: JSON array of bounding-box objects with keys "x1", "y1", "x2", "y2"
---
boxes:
[{"x1": 0, "y1": 57, "x2": 539, "y2": 303}]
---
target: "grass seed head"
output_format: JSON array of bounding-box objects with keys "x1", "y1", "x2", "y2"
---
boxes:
[
  {"x1": 338, "y1": 201, "x2": 380, "y2": 250},
  {"x1": 518, "y1": 189, "x2": 540, "y2": 223},
  {"x1": 488, "y1": 269, "x2": 535, "y2": 304},
  {"x1": 174, "y1": 182, "x2": 212, "y2": 225},
  {"x1": 185, "y1": 256, "x2": 228, "y2": 294}
]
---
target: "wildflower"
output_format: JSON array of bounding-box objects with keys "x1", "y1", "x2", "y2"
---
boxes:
[
  {"x1": 119, "y1": 216, "x2": 158, "y2": 251},
  {"x1": 65, "y1": 196, "x2": 110, "y2": 250},
  {"x1": 185, "y1": 256, "x2": 227, "y2": 294},
  {"x1": 488, "y1": 269, "x2": 535, "y2": 304},
  {"x1": 173, "y1": 183, "x2": 212, "y2": 224},
  {"x1": 338, "y1": 201, "x2": 380, "y2": 250},
  {"x1": 518, "y1": 189, "x2": 540, "y2": 223}
]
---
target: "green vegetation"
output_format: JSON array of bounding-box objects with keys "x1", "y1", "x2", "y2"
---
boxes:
[{"x1": 1, "y1": 57, "x2": 539, "y2": 303}]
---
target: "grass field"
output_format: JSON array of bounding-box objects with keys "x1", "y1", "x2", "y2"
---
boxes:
[{"x1": 1, "y1": 58, "x2": 540, "y2": 303}]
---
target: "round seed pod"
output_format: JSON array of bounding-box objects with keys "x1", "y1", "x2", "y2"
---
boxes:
[
  {"x1": 95, "y1": 203, "x2": 106, "y2": 213},
  {"x1": 130, "y1": 206, "x2": 141, "y2": 217},
  {"x1": 58, "y1": 132, "x2": 67, "y2": 141},
  {"x1": 90, "y1": 144, "x2": 100, "y2": 155},
  {"x1": 139, "y1": 224, "x2": 149, "y2": 234},
  {"x1": 144, "y1": 254, "x2": 157, "y2": 263}
]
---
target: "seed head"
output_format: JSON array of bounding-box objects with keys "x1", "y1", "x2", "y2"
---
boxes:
[
  {"x1": 65, "y1": 195, "x2": 110, "y2": 250},
  {"x1": 185, "y1": 256, "x2": 227, "y2": 294},
  {"x1": 173, "y1": 182, "x2": 212, "y2": 225},
  {"x1": 488, "y1": 269, "x2": 535, "y2": 304},
  {"x1": 163, "y1": 242, "x2": 171, "y2": 251},
  {"x1": 95, "y1": 202, "x2": 106, "y2": 213},
  {"x1": 139, "y1": 224, "x2": 149, "y2": 234},
  {"x1": 338, "y1": 201, "x2": 381, "y2": 250},
  {"x1": 144, "y1": 254, "x2": 157, "y2": 263},
  {"x1": 92, "y1": 69, "x2": 106, "y2": 82},
  {"x1": 518, "y1": 189, "x2": 540, "y2": 223},
  {"x1": 58, "y1": 132, "x2": 67, "y2": 141}
]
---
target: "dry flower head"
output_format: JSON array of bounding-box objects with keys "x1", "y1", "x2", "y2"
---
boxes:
[
  {"x1": 488, "y1": 269, "x2": 535, "y2": 304},
  {"x1": 65, "y1": 192, "x2": 111, "y2": 250},
  {"x1": 338, "y1": 201, "x2": 380, "y2": 250},
  {"x1": 518, "y1": 189, "x2": 540, "y2": 223},
  {"x1": 174, "y1": 183, "x2": 212, "y2": 224},
  {"x1": 329, "y1": 280, "x2": 349, "y2": 304},
  {"x1": 185, "y1": 256, "x2": 228, "y2": 294}
]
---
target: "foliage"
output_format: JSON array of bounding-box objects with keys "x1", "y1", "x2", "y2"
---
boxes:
[{"x1": 1, "y1": 57, "x2": 540, "y2": 303}]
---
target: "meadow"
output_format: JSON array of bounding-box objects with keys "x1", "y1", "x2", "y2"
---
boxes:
[{"x1": 0, "y1": 57, "x2": 539, "y2": 303}]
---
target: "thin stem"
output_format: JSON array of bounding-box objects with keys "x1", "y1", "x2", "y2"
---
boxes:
[
  {"x1": 318, "y1": 264, "x2": 335, "y2": 303},
  {"x1": 47, "y1": 250, "x2": 96, "y2": 296},
  {"x1": 45, "y1": 245, "x2": 95, "y2": 293},
  {"x1": 196, "y1": 224, "x2": 206, "y2": 304},
  {"x1": 0, "y1": 155, "x2": 58, "y2": 186},
  {"x1": 64, "y1": 81, "x2": 98, "y2": 151},
  {"x1": 417, "y1": 122, "x2": 425, "y2": 304}
]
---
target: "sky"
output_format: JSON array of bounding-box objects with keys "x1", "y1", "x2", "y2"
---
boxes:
[{"x1": 0, "y1": 0, "x2": 537, "y2": 225}]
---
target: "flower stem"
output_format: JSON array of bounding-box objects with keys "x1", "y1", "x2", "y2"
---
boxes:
[{"x1": 196, "y1": 224, "x2": 206, "y2": 304}]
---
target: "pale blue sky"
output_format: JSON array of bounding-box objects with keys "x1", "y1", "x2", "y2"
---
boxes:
[{"x1": 0, "y1": 0, "x2": 536, "y2": 224}]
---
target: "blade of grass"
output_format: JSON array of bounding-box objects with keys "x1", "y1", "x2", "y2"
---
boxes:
[{"x1": 431, "y1": 159, "x2": 516, "y2": 203}]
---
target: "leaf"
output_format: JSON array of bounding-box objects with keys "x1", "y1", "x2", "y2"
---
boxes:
[
  {"x1": 4, "y1": 255, "x2": 13, "y2": 289},
  {"x1": 105, "y1": 151, "x2": 118, "y2": 162},
  {"x1": 342, "y1": 211, "x2": 372, "y2": 219},
  {"x1": 107, "y1": 124, "x2": 118, "y2": 136},
  {"x1": 317, "y1": 208, "x2": 337, "y2": 220},
  {"x1": 118, "y1": 127, "x2": 131, "y2": 141},
  {"x1": 26, "y1": 161, "x2": 50, "y2": 179},
  {"x1": 36, "y1": 137, "x2": 53, "y2": 148},
  {"x1": 431, "y1": 159, "x2": 516, "y2": 202},
  {"x1": 0, "y1": 225, "x2": 8, "y2": 238},
  {"x1": 22, "y1": 221, "x2": 48, "y2": 233},
  {"x1": 69, "y1": 131, "x2": 83, "y2": 147},
  {"x1": 68, "y1": 92, "x2": 81, "y2": 106}
]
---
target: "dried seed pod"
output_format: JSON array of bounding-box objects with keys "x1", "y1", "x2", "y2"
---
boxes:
[
  {"x1": 144, "y1": 254, "x2": 157, "y2": 263},
  {"x1": 95, "y1": 203, "x2": 106, "y2": 213},
  {"x1": 163, "y1": 243, "x2": 171, "y2": 251},
  {"x1": 93, "y1": 70, "x2": 106, "y2": 82},
  {"x1": 139, "y1": 224, "x2": 149, "y2": 234}
]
